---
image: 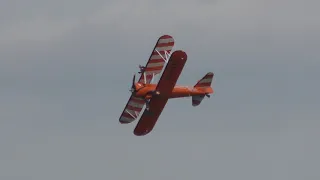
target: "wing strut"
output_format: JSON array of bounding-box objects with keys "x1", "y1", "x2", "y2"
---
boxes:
[
  {"x1": 155, "y1": 49, "x2": 171, "y2": 63},
  {"x1": 151, "y1": 73, "x2": 155, "y2": 83},
  {"x1": 125, "y1": 109, "x2": 137, "y2": 119},
  {"x1": 143, "y1": 72, "x2": 147, "y2": 84}
]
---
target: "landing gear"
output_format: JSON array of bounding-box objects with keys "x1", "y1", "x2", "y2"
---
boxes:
[
  {"x1": 144, "y1": 91, "x2": 160, "y2": 111},
  {"x1": 144, "y1": 99, "x2": 150, "y2": 111},
  {"x1": 205, "y1": 94, "x2": 210, "y2": 98}
]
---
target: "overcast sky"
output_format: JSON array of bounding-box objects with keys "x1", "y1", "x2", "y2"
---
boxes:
[{"x1": 1, "y1": 0, "x2": 319, "y2": 179}]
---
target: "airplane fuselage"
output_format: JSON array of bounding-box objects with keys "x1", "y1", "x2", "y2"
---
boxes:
[{"x1": 133, "y1": 82, "x2": 213, "y2": 99}]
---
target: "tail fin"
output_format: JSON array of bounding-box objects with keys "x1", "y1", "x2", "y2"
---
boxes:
[
  {"x1": 192, "y1": 72, "x2": 214, "y2": 106},
  {"x1": 194, "y1": 72, "x2": 214, "y2": 88}
]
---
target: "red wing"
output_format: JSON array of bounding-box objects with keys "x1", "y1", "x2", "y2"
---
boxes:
[
  {"x1": 138, "y1": 35, "x2": 174, "y2": 84},
  {"x1": 119, "y1": 95, "x2": 145, "y2": 124},
  {"x1": 133, "y1": 50, "x2": 187, "y2": 136}
]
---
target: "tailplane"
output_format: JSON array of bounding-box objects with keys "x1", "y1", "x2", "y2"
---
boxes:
[
  {"x1": 192, "y1": 72, "x2": 214, "y2": 106},
  {"x1": 192, "y1": 95, "x2": 205, "y2": 106}
]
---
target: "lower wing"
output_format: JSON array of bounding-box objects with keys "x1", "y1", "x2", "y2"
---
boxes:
[
  {"x1": 133, "y1": 50, "x2": 187, "y2": 136},
  {"x1": 119, "y1": 95, "x2": 145, "y2": 124}
]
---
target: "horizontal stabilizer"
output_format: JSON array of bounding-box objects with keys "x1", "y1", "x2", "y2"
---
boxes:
[{"x1": 192, "y1": 95, "x2": 205, "y2": 106}]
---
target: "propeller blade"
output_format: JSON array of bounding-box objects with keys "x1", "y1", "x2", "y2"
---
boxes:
[{"x1": 131, "y1": 74, "x2": 136, "y2": 91}]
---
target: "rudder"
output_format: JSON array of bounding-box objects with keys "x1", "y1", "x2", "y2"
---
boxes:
[
  {"x1": 192, "y1": 72, "x2": 214, "y2": 106},
  {"x1": 194, "y1": 72, "x2": 214, "y2": 88}
]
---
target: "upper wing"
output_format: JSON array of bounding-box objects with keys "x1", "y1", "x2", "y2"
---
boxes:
[
  {"x1": 133, "y1": 50, "x2": 187, "y2": 136},
  {"x1": 119, "y1": 95, "x2": 145, "y2": 124},
  {"x1": 119, "y1": 35, "x2": 173, "y2": 124},
  {"x1": 138, "y1": 35, "x2": 174, "y2": 84}
]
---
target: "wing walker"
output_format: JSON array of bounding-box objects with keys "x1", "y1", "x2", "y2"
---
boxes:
[{"x1": 119, "y1": 35, "x2": 214, "y2": 136}]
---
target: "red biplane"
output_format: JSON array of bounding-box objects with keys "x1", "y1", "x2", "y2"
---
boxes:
[{"x1": 119, "y1": 35, "x2": 214, "y2": 136}]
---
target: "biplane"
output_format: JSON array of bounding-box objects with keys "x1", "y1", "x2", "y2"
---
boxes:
[{"x1": 119, "y1": 35, "x2": 214, "y2": 136}]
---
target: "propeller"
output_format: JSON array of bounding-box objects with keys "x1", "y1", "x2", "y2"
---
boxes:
[{"x1": 130, "y1": 74, "x2": 136, "y2": 93}]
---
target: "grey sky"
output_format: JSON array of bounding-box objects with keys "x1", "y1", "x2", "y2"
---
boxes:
[{"x1": 1, "y1": 0, "x2": 319, "y2": 179}]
